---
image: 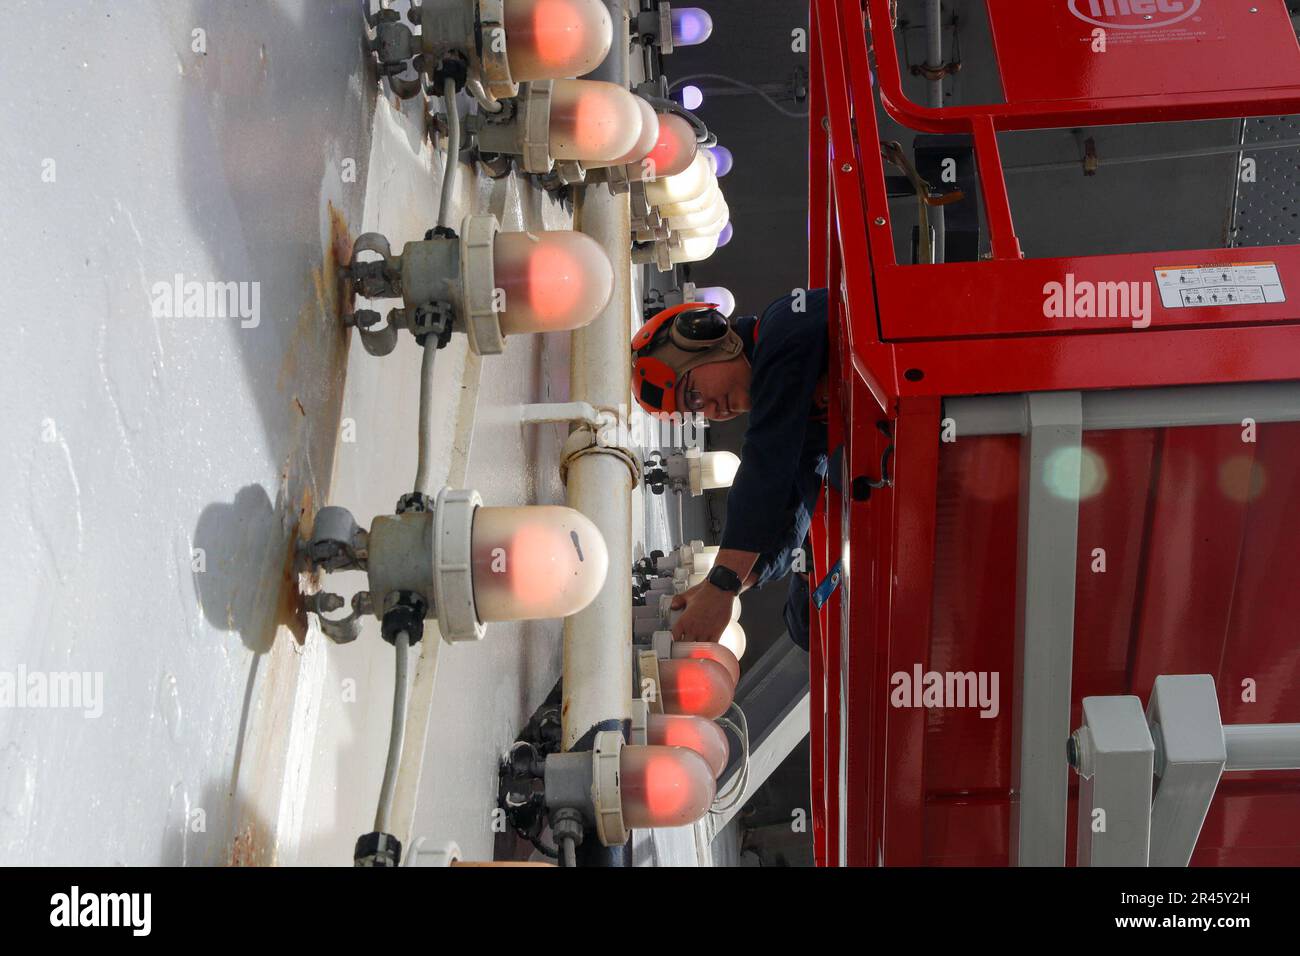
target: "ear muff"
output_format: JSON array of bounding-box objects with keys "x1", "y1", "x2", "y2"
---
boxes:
[
  {"x1": 669, "y1": 307, "x2": 729, "y2": 349},
  {"x1": 632, "y1": 354, "x2": 681, "y2": 415},
  {"x1": 632, "y1": 302, "x2": 721, "y2": 353}
]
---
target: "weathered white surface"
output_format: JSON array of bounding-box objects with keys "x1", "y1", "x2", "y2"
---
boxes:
[{"x1": 0, "y1": 0, "x2": 657, "y2": 866}]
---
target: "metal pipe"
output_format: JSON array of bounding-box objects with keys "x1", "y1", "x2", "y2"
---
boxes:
[
  {"x1": 375, "y1": 630, "x2": 411, "y2": 833},
  {"x1": 562, "y1": 0, "x2": 634, "y2": 763},
  {"x1": 925, "y1": 0, "x2": 945, "y2": 264},
  {"x1": 945, "y1": 382, "x2": 1300, "y2": 438},
  {"x1": 1006, "y1": 136, "x2": 1300, "y2": 176},
  {"x1": 1224, "y1": 724, "x2": 1300, "y2": 772}
]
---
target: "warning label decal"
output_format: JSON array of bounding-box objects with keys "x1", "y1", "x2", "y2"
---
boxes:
[{"x1": 1154, "y1": 263, "x2": 1286, "y2": 309}]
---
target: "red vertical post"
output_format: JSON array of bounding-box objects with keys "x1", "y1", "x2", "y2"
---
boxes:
[{"x1": 973, "y1": 116, "x2": 1023, "y2": 261}]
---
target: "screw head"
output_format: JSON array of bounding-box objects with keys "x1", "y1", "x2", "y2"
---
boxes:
[
  {"x1": 874, "y1": 217, "x2": 887, "y2": 226},
  {"x1": 841, "y1": 163, "x2": 853, "y2": 173}
]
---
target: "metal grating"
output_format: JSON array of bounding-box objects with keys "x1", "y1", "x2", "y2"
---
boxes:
[{"x1": 1234, "y1": 115, "x2": 1300, "y2": 247}]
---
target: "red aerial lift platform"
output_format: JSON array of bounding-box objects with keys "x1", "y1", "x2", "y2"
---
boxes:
[{"x1": 807, "y1": 0, "x2": 1300, "y2": 866}]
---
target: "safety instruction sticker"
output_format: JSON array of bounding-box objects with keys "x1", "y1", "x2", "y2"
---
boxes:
[{"x1": 1154, "y1": 263, "x2": 1285, "y2": 309}]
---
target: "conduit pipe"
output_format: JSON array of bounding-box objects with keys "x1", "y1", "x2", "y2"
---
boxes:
[
  {"x1": 925, "y1": 0, "x2": 945, "y2": 265},
  {"x1": 561, "y1": 0, "x2": 635, "y2": 789}
]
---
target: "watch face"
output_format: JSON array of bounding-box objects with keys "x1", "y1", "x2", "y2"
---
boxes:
[{"x1": 709, "y1": 566, "x2": 740, "y2": 592}]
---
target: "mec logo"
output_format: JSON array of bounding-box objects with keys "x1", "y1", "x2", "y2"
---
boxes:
[{"x1": 1068, "y1": 0, "x2": 1201, "y2": 30}]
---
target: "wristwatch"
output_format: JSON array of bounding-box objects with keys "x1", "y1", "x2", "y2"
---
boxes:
[{"x1": 706, "y1": 565, "x2": 743, "y2": 594}]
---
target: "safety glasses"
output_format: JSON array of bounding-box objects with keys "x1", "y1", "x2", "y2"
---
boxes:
[{"x1": 678, "y1": 371, "x2": 706, "y2": 414}]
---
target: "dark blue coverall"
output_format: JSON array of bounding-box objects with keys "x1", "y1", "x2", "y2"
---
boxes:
[{"x1": 719, "y1": 288, "x2": 836, "y2": 650}]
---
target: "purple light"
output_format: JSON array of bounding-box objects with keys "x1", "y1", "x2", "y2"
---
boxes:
[
  {"x1": 717, "y1": 223, "x2": 733, "y2": 247},
  {"x1": 670, "y1": 8, "x2": 713, "y2": 47},
  {"x1": 680, "y1": 84, "x2": 704, "y2": 111},
  {"x1": 708, "y1": 145, "x2": 733, "y2": 177}
]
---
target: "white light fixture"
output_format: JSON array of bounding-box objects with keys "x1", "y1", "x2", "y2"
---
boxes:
[
  {"x1": 583, "y1": 96, "x2": 661, "y2": 169},
  {"x1": 491, "y1": 228, "x2": 616, "y2": 335},
  {"x1": 657, "y1": 180, "x2": 722, "y2": 221},
  {"x1": 646, "y1": 714, "x2": 729, "y2": 778},
  {"x1": 645, "y1": 151, "x2": 713, "y2": 207},
  {"x1": 544, "y1": 731, "x2": 715, "y2": 845},
  {"x1": 669, "y1": 232, "x2": 720, "y2": 264},
  {"x1": 344, "y1": 215, "x2": 615, "y2": 356},
  {"x1": 665, "y1": 191, "x2": 726, "y2": 232},
  {"x1": 669, "y1": 7, "x2": 714, "y2": 47},
  {"x1": 472, "y1": 79, "x2": 647, "y2": 173},
  {"x1": 467, "y1": 504, "x2": 610, "y2": 623},
  {"x1": 719, "y1": 620, "x2": 747, "y2": 660},
  {"x1": 643, "y1": 447, "x2": 739, "y2": 497},
  {"x1": 634, "y1": 3, "x2": 714, "y2": 55},
  {"x1": 656, "y1": 659, "x2": 735, "y2": 719},
  {"x1": 651, "y1": 632, "x2": 741, "y2": 686},
  {"x1": 498, "y1": 0, "x2": 613, "y2": 80},
  {"x1": 695, "y1": 449, "x2": 740, "y2": 490},
  {"x1": 640, "y1": 112, "x2": 698, "y2": 180},
  {"x1": 707, "y1": 145, "x2": 733, "y2": 177},
  {"x1": 673, "y1": 201, "x2": 730, "y2": 240},
  {"x1": 301, "y1": 489, "x2": 609, "y2": 644},
  {"x1": 688, "y1": 285, "x2": 736, "y2": 317},
  {"x1": 370, "y1": 0, "x2": 613, "y2": 104}
]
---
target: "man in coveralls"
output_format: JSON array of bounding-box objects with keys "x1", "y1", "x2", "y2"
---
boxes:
[{"x1": 630, "y1": 288, "x2": 833, "y2": 650}]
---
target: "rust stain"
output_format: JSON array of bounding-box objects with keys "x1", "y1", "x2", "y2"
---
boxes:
[
  {"x1": 275, "y1": 487, "x2": 314, "y2": 646},
  {"x1": 293, "y1": 396, "x2": 306, "y2": 416},
  {"x1": 228, "y1": 823, "x2": 267, "y2": 867},
  {"x1": 277, "y1": 202, "x2": 355, "y2": 394}
]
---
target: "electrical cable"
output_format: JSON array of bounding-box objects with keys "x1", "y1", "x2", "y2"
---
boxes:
[
  {"x1": 414, "y1": 341, "x2": 438, "y2": 495},
  {"x1": 411, "y1": 76, "x2": 464, "y2": 496},
  {"x1": 668, "y1": 72, "x2": 808, "y2": 120},
  {"x1": 438, "y1": 76, "x2": 461, "y2": 230},
  {"x1": 375, "y1": 629, "x2": 411, "y2": 834},
  {"x1": 710, "y1": 703, "x2": 751, "y2": 814},
  {"x1": 561, "y1": 835, "x2": 577, "y2": 868},
  {"x1": 637, "y1": 92, "x2": 717, "y2": 146},
  {"x1": 527, "y1": 833, "x2": 560, "y2": 859}
]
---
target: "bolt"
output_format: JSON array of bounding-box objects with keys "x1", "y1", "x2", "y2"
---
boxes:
[
  {"x1": 309, "y1": 592, "x2": 345, "y2": 614},
  {"x1": 874, "y1": 217, "x2": 887, "y2": 226},
  {"x1": 841, "y1": 163, "x2": 853, "y2": 173}
]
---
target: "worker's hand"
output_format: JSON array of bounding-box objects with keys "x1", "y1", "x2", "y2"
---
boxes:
[{"x1": 670, "y1": 582, "x2": 733, "y2": 643}]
